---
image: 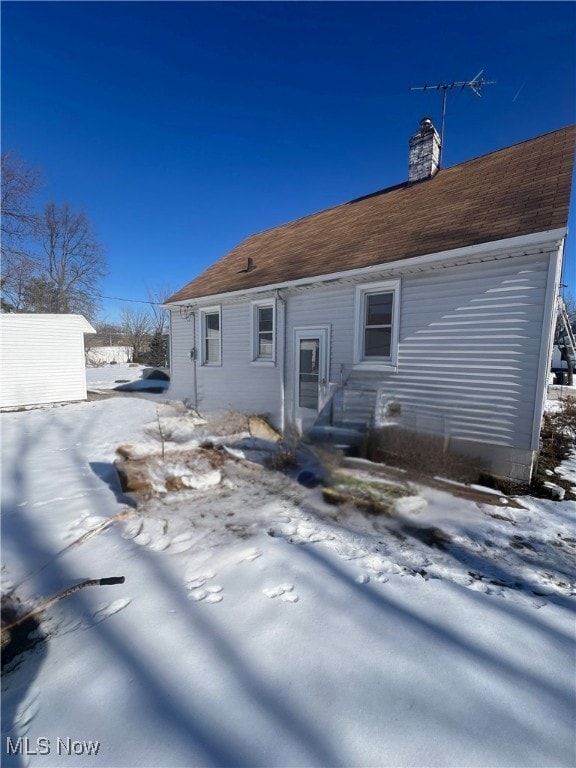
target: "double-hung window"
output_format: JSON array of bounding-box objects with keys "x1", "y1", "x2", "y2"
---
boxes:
[
  {"x1": 200, "y1": 307, "x2": 221, "y2": 365},
  {"x1": 354, "y1": 280, "x2": 400, "y2": 366},
  {"x1": 252, "y1": 301, "x2": 275, "y2": 363}
]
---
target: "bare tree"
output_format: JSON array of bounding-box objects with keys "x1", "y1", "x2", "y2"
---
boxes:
[
  {"x1": 84, "y1": 320, "x2": 125, "y2": 356},
  {"x1": 1, "y1": 152, "x2": 41, "y2": 250},
  {"x1": 21, "y1": 275, "x2": 60, "y2": 313},
  {"x1": 147, "y1": 283, "x2": 174, "y2": 336},
  {"x1": 31, "y1": 201, "x2": 107, "y2": 321},
  {"x1": 144, "y1": 284, "x2": 173, "y2": 366},
  {"x1": 1, "y1": 157, "x2": 107, "y2": 320},
  {"x1": 563, "y1": 291, "x2": 575, "y2": 331},
  {"x1": 1, "y1": 252, "x2": 40, "y2": 312},
  {"x1": 1, "y1": 152, "x2": 42, "y2": 311},
  {"x1": 121, "y1": 307, "x2": 153, "y2": 362},
  {"x1": 94, "y1": 321, "x2": 125, "y2": 346}
]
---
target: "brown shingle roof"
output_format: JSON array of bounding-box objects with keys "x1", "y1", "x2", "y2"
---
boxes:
[{"x1": 167, "y1": 125, "x2": 576, "y2": 303}]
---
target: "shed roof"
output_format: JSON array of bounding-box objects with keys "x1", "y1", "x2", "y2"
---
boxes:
[
  {"x1": 167, "y1": 125, "x2": 575, "y2": 304},
  {"x1": 0, "y1": 313, "x2": 96, "y2": 334}
]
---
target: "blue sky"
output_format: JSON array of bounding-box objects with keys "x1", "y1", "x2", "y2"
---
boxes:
[{"x1": 2, "y1": 1, "x2": 575, "y2": 322}]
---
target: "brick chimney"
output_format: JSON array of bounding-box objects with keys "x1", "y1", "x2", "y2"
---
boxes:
[{"x1": 408, "y1": 118, "x2": 441, "y2": 182}]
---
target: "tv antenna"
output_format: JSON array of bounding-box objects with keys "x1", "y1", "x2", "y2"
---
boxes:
[{"x1": 409, "y1": 70, "x2": 495, "y2": 165}]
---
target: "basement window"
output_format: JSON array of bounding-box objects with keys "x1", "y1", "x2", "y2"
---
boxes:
[
  {"x1": 200, "y1": 307, "x2": 221, "y2": 365},
  {"x1": 354, "y1": 280, "x2": 400, "y2": 367}
]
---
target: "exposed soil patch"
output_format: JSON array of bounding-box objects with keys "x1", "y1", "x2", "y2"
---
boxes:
[
  {"x1": 1, "y1": 594, "x2": 46, "y2": 670},
  {"x1": 342, "y1": 457, "x2": 526, "y2": 510},
  {"x1": 115, "y1": 445, "x2": 227, "y2": 501},
  {"x1": 322, "y1": 470, "x2": 416, "y2": 516}
]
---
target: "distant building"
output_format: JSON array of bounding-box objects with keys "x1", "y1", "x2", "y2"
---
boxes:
[{"x1": 86, "y1": 346, "x2": 131, "y2": 365}]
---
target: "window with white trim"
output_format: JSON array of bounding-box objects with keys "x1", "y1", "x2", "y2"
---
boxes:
[
  {"x1": 251, "y1": 301, "x2": 275, "y2": 362},
  {"x1": 354, "y1": 280, "x2": 400, "y2": 366},
  {"x1": 200, "y1": 307, "x2": 221, "y2": 365}
]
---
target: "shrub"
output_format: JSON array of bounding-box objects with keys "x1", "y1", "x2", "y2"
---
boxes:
[
  {"x1": 266, "y1": 447, "x2": 298, "y2": 471},
  {"x1": 540, "y1": 397, "x2": 576, "y2": 455},
  {"x1": 532, "y1": 397, "x2": 576, "y2": 498},
  {"x1": 364, "y1": 426, "x2": 480, "y2": 483}
]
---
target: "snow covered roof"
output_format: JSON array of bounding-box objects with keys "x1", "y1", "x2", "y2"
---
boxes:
[{"x1": 0, "y1": 313, "x2": 96, "y2": 334}]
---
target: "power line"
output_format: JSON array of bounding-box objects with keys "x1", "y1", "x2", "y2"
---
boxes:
[{"x1": 96, "y1": 293, "x2": 166, "y2": 307}]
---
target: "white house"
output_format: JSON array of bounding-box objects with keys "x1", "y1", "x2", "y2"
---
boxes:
[
  {"x1": 0, "y1": 313, "x2": 96, "y2": 408},
  {"x1": 165, "y1": 122, "x2": 575, "y2": 482}
]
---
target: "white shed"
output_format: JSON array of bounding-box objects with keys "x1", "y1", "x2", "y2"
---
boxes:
[{"x1": 0, "y1": 314, "x2": 96, "y2": 409}]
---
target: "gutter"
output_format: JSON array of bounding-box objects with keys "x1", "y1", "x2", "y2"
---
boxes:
[{"x1": 191, "y1": 309, "x2": 198, "y2": 408}]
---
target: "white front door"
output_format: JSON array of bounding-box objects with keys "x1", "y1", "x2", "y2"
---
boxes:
[{"x1": 293, "y1": 327, "x2": 330, "y2": 430}]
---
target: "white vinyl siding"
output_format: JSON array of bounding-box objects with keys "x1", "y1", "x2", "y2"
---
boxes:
[
  {"x1": 170, "y1": 298, "x2": 282, "y2": 424},
  {"x1": 168, "y1": 241, "x2": 560, "y2": 475},
  {"x1": 284, "y1": 250, "x2": 552, "y2": 454},
  {"x1": 0, "y1": 314, "x2": 95, "y2": 409},
  {"x1": 394, "y1": 256, "x2": 549, "y2": 450},
  {"x1": 284, "y1": 284, "x2": 354, "y2": 418},
  {"x1": 167, "y1": 309, "x2": 196, "y2": 402}
]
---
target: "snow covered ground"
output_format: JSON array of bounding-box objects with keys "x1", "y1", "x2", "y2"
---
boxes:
[
  {"x1": 1, "y1": 368, "x2": 575, "y2": 768},
  {"x1": 85, "y1": 363, "x2": 150, "y2": 392}
]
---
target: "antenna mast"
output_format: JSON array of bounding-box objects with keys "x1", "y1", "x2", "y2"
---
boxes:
[{"x1": 409, "y1": 70, "x2": 495, "y2": 165}]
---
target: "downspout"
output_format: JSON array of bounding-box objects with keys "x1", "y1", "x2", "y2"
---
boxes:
[
  {"x1": 191, "y1": 309, "x2": 198, "y2": 408},
  {"x1": 276, "y1": 289, "x2": 286, "y2": 434},
  {"x1": 168, "y1": 310, "x2": 174, "y2": 378}
]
